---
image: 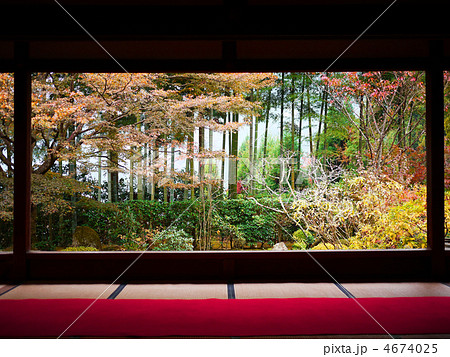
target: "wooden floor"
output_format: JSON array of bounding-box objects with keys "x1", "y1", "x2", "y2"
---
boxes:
[{"x1": 1, "y1": 282, "x2": 450, "y2": 339}]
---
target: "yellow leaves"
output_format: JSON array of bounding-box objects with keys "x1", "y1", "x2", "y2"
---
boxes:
[
  {"x1": 347, "y1": 188, "x2": 427, "y2": 250},
  {"x1": 294, "y1": 168, "x2": 430, "y2": 250}
]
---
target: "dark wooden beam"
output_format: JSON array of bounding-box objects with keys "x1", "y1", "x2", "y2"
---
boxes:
[
  {"x1": 12, "y1": 42, "x2": 31, "y2": 282},
  {"x1": 0, "y1": 3, "x2": 448, "y2": 41},
  {"x1": 24, "y1": 250, "x2": 435, "y2": 283},
  {"x1": 426, "y1": 40, "x2": 446, "y2": 280},
  {"x1": 15, "y1": 57, "x2": 441, "y2": 74}
]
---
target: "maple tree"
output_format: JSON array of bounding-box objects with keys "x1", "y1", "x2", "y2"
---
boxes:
[
  {"x1": 1, "y1": 72, "x2": 275, "y2": 186},
  {"x1": 321, "y1": 71, "x2": 426, "y2": 178},
  {"x1": 0, "y1": 72, "x2": 276, "y2": 248}
]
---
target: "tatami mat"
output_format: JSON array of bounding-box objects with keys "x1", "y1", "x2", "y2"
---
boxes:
[
  {"x1": 116, "y1": 284, "x2": 228, "y2": 299},
  {"x1": 342, "y1": 283, "x2": 450, "y2": 298},
  {"x1": 234, "y1": 283, "x2": 346, "y2": 299},
  {"x1": 2, "y1": 282, "x2": 450, "y2": 300},
  {"x1": 0, "y1": 284, "x2": 118, "y2": 299},
  {"x1": 0, "y1": 285, "x2": 9, "y2": 296}
]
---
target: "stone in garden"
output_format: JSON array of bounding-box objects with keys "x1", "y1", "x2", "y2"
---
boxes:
[
  {"x1": 72, "y1": 226, "x2": 102, "y2": 250},
  {"x1": 272, "y1": 242, "x2": 288, "y2": 251}
]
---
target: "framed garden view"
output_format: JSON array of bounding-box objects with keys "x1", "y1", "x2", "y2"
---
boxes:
[
  {"x1": 24, "y1": 71, "x2": 428, "y2": 254},
  {"x1": 0, "y1": 0, "x2": 449, "y2": 283}
]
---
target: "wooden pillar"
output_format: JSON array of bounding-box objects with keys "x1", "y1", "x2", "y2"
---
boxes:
[
  {"x1": 426, "y1": 40, "x2": 445, "y2": 280},
  {"x1": 12, "y1": 42, "x2": 31, "y2": 281}
]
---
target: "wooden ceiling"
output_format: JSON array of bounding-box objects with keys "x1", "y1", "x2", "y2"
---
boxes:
[{"x1": 0, "y1": 1, "x2": 449, "y2": 71}]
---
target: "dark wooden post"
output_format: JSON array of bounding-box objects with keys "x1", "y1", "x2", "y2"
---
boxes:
[
  {"x1": 12, "y1": 42, "x2": 31, "y2": 281},
  {"x1": 426, "y1": 40, "x2": 445, "y2": 280}
]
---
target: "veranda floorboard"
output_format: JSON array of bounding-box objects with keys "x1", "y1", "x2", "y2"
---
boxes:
[{"x1": 342, "y1": 283, "x2": 450, "y2": 298}]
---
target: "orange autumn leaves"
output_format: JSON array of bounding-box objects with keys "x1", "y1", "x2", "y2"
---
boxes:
[{"x1": 0, "y1": 72, "x2": 276, "y2": 217}]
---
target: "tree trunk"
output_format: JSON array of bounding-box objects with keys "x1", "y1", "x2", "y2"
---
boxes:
[
  {"x1": 137, "y1": 123, "x2": 144, "y2": 200},
  {"x1": 97, "y1": 155, "x2": 102, "y2": 201},
  {"x1": 280, "y1": 73, "x2": 285, "y2": 155},
  {"x1": 59, "y1": 160, "x2": 65, "y2": 240},
  {"x1": 208, "y1": 109, "x2": 213, "y2": 201},
  {"x1": 199, "y1": 126, "x2": 205, "y2": 203},
  {"x1": 221, "y1": 114, "x2": 227, "y2": 195},
  {"x1": 189, "y1": 131, "x2": 195, "y2": 200},
  {"x1": 248, "y1": 91, "x2": 254, "y2": 195},
  {"x1": 254, "y1": 99, "x2": 259, "y2": 162},
  {"x1": 358, "y1": 95, "x2": 364, "y2": 160},
  {"x1": 109, "y1": 150, "x2": 119, "y2": 203},
  {"x1": 315, "y1": 87, "x2": 326, "y2": 153},
  {"x1": 69, "y1": 125, "x2": 77, "y2": 231},
  {"x1": 163, "y1": 141, "x2": 168, "y2": 203},
  {"x1": 108, "y1": 169, "x2": 112, "y2": 202},
  {"x1": 143, "y1": 126, "x2": 148, "y2": 199},
  {"x1": 129, "y1": 152, "x2": 134, "y2": 201},
  {"x1": 290, "y1": 74, "x2": 296, "y2": 189},
  {"x1": 307, "y1": 84, "x2": 313, "y2": 156},
  {"x1": 170, "y1": 144, "x2": 175, "y2": 202},
  {"x1": 279, "y1": 73, "x2": 285, "y2": 191},
  {"x1": 323, "y1": 92, "x2": 328, "y2": 160},
  {"x1": 184, "y1": 134, "x2": 189, "y2": 200},
  {"x1": 262, "y1": 90, "x2": 271, "y2": 176},
  {"x1": 229, "y1": 113, "x2": 238, "y2": 198},
  {"x1": 150, "y1": 148, "x2": 155, "y2": 201},
  {"x1": 137, "y1": 148, "x2": 144, "y2": 200},
  {"x1": 228, "y1": 113, "x2": 232, "y2": 194},
  {"x1": 155, "y1": 142, "x2": 161, "y2": 200},
  {"x1": 297, "y1": 75, "x2": 305, "y2": 173},
  {"x1": 198, "y1": 124, "x2": 208, "y2": 250}
]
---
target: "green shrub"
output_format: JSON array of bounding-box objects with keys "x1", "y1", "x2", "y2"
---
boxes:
[
  {"x1": 118, "y1": 232, "x2": 148, "y2": 251},
  {"x1": 212, "y1": 199, "x2": 282, "y2": 245},
  {"x1": 292, "y1": 229, "x2": 315, "y2": 250},
  {"x1": 32, "y1": 197, "x2": 293, "y2": 250},
  {"x1": 152, "y1": 229, "x2": 194, "y2": 251},
  {"x1": 34, "y1": 240, "x2": 57, "y2": 251},
  {"x1": 70, "y1": 198, "x2": 142, "y2": 246}
]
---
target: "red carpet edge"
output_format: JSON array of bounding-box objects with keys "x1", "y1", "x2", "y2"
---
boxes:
[{"x1": 0, "y1": 297, "x2": 449, "y2": 337}]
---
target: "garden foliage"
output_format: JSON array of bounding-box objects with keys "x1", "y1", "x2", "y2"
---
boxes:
[
  {"x1": 0, "y1": 198, "x2": 292, "y2": 251},
  {"x1": 292, "y1": 170, "x2": 445, "y2": 250}
]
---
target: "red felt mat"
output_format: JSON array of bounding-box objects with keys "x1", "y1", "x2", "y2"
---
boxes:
[{"x1": 0, "y1": 297, "x2": 449, "y2": 337}]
